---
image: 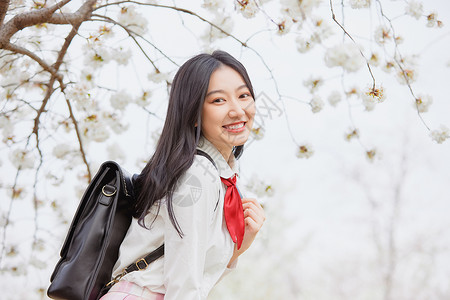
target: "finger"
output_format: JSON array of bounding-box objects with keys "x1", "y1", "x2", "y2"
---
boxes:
[
  {"x1": 242, "y1": 200, "x2": 263, "y2": 212},
  {"x1": 243, "y1": 203, "x2": 265, "y2": 221},
  {"x1": 244, "y1": 216, "x2": 261, "y2": 233},
  {"x1": 244, "y1": 208, "x2": 265, "y2": 227},
  {"x1": 242, "y1": 202, "x2": 257, "y2": 211},
  {"x1": 242, "y1": 198, "x2": 263, "y2": 209}
]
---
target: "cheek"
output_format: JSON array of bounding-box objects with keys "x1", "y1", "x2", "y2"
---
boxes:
[
  {"x1": 201, "y1": 106, "x2": 223, "y2": 134},
  {"x1": 246, "y1": 101, "x2": 256, "y2": 119}
]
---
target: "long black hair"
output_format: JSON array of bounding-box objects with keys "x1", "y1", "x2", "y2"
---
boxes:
[{"x1": 134, "y1": 50, "x2": 255, "y2": 236}]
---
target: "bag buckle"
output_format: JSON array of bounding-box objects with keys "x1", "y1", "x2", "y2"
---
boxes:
[
  {"x1": 102, "y1": 185, "x2": 116, "y2": 197},
  {"x1": 106, "y1": 269, "x2": 127, "y2": 287},
  {"x1": 135, "y1": 258, "x2": 148, "y2": 270}
]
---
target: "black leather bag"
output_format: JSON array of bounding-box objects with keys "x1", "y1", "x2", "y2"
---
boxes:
[
  {"x1": 47, "y1": 161, "x2": 136, "y2": 300},
  {"x1": 48, "y1": 151, "x2": 215, "y2": 300}
]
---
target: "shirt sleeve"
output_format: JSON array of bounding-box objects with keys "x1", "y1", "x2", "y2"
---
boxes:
[{"x1": 162, "y1": 158, "x2": 220, "y2": 300}]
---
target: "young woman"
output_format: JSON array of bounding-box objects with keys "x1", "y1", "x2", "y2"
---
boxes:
[{"x1": 100, "y1": 50, "x2": 265, "y2": 300}]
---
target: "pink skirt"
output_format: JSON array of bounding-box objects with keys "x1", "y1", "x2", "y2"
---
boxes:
[{"x1": 99, "y1": 281, "x2": 164, "y2": 300}]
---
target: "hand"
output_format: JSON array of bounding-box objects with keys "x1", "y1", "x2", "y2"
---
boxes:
[{"x1": 228, "y1": 197, "x2": 265, "y2": 266}]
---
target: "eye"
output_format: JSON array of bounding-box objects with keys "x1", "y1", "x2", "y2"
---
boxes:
[
  {"x1": 239, "y1": 93, "x2": 251, "y2": 99},
  {"x1": 213, "y1": 98, "x2": 225, "y2": 103}
]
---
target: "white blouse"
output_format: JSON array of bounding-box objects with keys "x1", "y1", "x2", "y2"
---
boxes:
[{"x1": 112, "y1": 136, "x2": 240, "y2": 299}]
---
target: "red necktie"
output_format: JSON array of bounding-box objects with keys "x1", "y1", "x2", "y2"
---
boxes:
[{"x1": 220, "y1": 175, "x2": 245, "y2": 250}]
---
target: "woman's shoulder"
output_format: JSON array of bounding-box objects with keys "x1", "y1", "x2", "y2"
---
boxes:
[
  {"x1": 183, "y1": 154, "x2": 220, "y2": 188},
  {"x1": 169, "y1": 155, "x2": 220, "y2": 209}
]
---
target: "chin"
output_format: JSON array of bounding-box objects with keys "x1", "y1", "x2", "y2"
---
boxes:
[{"x1": 230, "y1": 135, "x2": 250, "y2": 147}]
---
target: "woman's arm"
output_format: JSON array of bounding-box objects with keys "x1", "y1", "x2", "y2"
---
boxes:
[{"x1": 227, "y1": 197, "x2": 265, "y2": 267}]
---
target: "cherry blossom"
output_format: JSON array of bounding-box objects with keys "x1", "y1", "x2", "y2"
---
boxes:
[
  {"x1": 296, "y1": 36, "x2": 314, "y2": 53},
  {"x1": 52, "y1": 144, "x2": 73, "y2": 159},
  {"x1": 110, "y1": 90, "x2": 133, "y2": 110},
  {"x1": 236, "y1": 0, "x2": 259, "y2": 19},
  {"x1": 430, "y1": 125, "x2": 449, "y2": 144},
  {"x1": 327, "y1": 90, "x2": 342, "y2": 107},
  {"x1": 325, "y1": 43, "x2": 364, "y2": 72},
  {"x1": 349, "y1": 0, "x2": 371, "y2": 9},
  {"x1": 9, "y1": 149, "x2": 35, "y2": 169},
  {"x1": 296, "y1": 144, "x2": 314, "y2": 158},
  {"x1": 310, "y1": 96, "x2": 324, "y2": 113},
  {"x1": 303, "y1": 76, "x2": 324, "y2": 93},
  {"x1": 374, "y1": 25, "x2": 392, "y2": 44},
  {"x1": 405, "y1": 1, "x2": 423, "y2": 20},
  {"x1": 345, "y1": 128, "x2": 360, "y2": 141},
  {"x1": 118, "y1": 6, "x2": 149, "y2": 35},
  {"x1": 414, "y1": 94, "x2": 433, "y2": 113}
]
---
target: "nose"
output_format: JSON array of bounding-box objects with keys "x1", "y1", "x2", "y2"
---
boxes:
[{"x1": 228, "y1": 97, "x2": 246, "y2": 118}]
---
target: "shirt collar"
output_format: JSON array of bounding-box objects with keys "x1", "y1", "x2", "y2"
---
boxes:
[{"x1": 196, "y1": 135, "x2": 239, "y2": 179}]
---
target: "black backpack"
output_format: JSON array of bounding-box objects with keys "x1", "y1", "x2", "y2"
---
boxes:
[{"x1": 48, "y1": 150, "x2": 217, "y2": 300}]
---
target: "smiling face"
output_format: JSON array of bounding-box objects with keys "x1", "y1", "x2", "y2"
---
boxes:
[{"x1": 201, "y1": 65, "x2": 255, "y2": 160}]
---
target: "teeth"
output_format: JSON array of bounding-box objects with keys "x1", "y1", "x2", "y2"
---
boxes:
[{"x1": 225, "y1": 123, "x2": 244, "y2": 130}]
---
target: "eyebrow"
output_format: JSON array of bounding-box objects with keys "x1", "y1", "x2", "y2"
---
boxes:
[{"x1": 206, "y1": 84, "x2": 248, "y2": 97}]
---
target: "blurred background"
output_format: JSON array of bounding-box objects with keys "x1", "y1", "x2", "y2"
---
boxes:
[{"x1": 1, "y1": 0, "x2": 449, "y2": 299}]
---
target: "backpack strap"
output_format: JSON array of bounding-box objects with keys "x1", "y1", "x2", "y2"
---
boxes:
[{"x1": 195, "y1": 149, "x2": 218, "y2": 170}]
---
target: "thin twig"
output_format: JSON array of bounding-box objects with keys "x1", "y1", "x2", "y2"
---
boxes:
[
  {"x1": 64, "y1": 93, "x2": 92, "y2": 181},
  {"x1": 329, "y1": 0, "x2": 376, "y2": 88},
  {"x1": 374, "y1": 0, "x2": 430, "y2": 131}
]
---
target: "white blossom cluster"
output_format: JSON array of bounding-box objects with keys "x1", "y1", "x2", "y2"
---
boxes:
[
  {"x1": 328, "y1": 90, "x2": 342, "y2": 107},
  {"x1": 9, "y1": 149, "x2": 35, "y2": 169},
  {"x1": 310, "y1": 96, "x2": 324, "y2": 113},
  {"x1": 396, "y1": 55, "x2": 418, "y2": 84},
  {"x1": 251, "y1": 127, "x2": 265, "y2": 140},
  {"x1": 405, "y1": 1, "x2": 423, "y2": 19},
  {"x1": 325, "y1": 43, "x2": 365, "y2": 73},
  {"x1": 281, "y1": 0, "x2": 322, "y2": 19},
  {"x1": 303, "y1": 76, "x2": 324, "y2": 93},
  {"x1": 202, "y1": 0, "x2": 225, "y2": 11},
  {"x1": 236, "y1": 0, "x2": 259, "y2": 19},
  {"x1": 245, "y1": 175, "x2": 274, "y2": 198},
  {"x1": 361, "y1": 85, "x2": 386, "y2": 111},
  {"x1": 309, "y1": 17, "x2": 334, "y2": 44},
  {"x1": 349, "y1": 0, "x2": 371, "y2": 9},
  {"x1": 414, "y1": 94, "x2": 433, "y2": 113},
  {"x1": 135, "y1": 90, "x2": 153, "y2": 107},
  {"x1": 369, "y1": 52, "x2": 380, "y2": 66},
  {"x1": 84, "y1": 41, "x2": 132, "y2": 69},
  {"x1": 148, "y1": 70, "x2": 170, "y2": 84},
  {"x1": 374, "y1": 25, "x2": 392, "y2": 45},
  {"x1": 200, "y1": 0, "x2": 235, "y2": 42},
  {"x1": 76, "y1": 111, "x2": 129, "y2": 144},
  {"x1": 426, "y1": 12, "x2": 442, "y2": 28},
  {"x1": 110, "y1": 90, "x2": 133, "y2": 110},
  {"x1": 66, "y1": 82, "x2": 94, "y2": 110},
  {"x1": 296, "y1": 144, "x2": 314, "y2": 158},
  {"x1": 366, "y1": 148, "x2": 377, "y2": 162},
  {"x1": 52, "y1": 144, "x2": 73, "y2": 159},
  {"x1": 118, "y1": 6, "x2": 149, "y2": 36},
  {"x1": 345, "y1": 128, "x2": 360, "y2": 142},
  {"x1": 430, "y1": 125, "x2": 449, "y2": 144}
]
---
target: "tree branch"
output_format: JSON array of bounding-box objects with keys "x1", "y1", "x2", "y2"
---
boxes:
[
  {"x1": 91, "y1": 14, "x2": 173, "y2": 70},
  {"x1": 0, "y1": 0, "x2": 9, "y2": 29},
  {"x1": 2, "y1": 42, "x2": 61, "y2": 79},
  {"x1": 329, "y1": 0, "x2": 376, "y2": 88},
  {"x1": 64, "y1": 95, "x2": 92, "y2": 181},
  {"x1": 0, "y1": 0, "x2": 71, "y2": 47},
  {"x1": 93, "y1": 1, "x2": 248, "y2": 47},
  {"x1": 374, "y1": 0, "x2": 430, "y2": 131}
]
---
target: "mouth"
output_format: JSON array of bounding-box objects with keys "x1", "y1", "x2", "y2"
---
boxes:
[{"x1": 223, "y1": 121, "x2": 246, "y2": 133}]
